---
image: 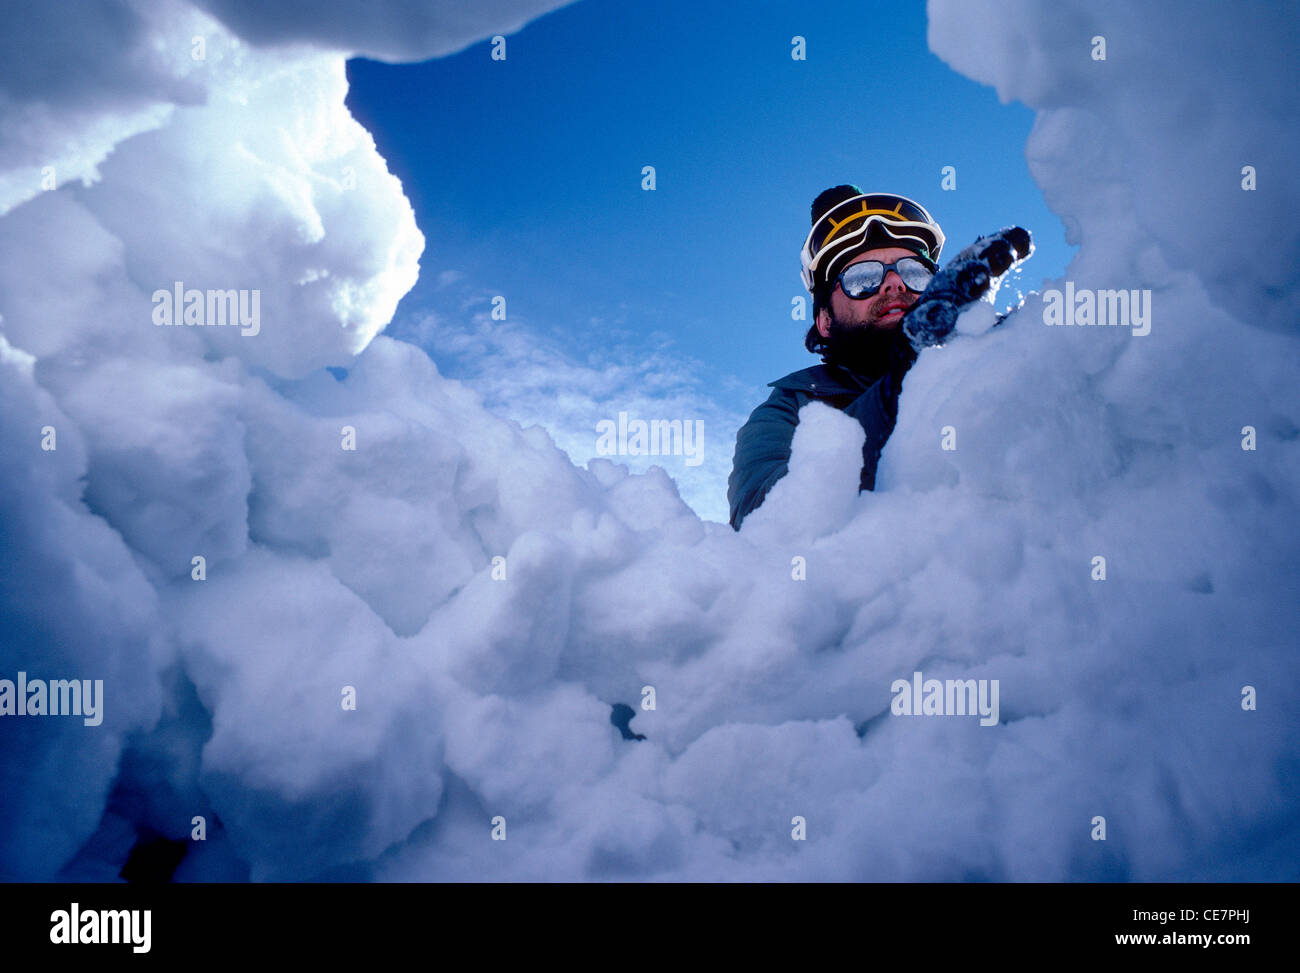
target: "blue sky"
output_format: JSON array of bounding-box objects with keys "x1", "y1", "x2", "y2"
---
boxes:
[{"x1": 346, "y1": 0, "x2": 1073, "y2": 519}]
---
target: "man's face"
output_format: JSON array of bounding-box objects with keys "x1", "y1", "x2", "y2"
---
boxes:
[{"x1": 816, "y1": 246, "x2": 923, "y2": 339}]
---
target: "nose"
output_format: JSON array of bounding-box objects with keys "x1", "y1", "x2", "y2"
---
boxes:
[{"x1": 879, "y1": 270, "x2": 907, "y2": 295}]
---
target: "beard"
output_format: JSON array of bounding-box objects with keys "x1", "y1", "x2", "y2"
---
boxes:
[{"x1": 822, "y1": 311, "x2": 902, "y2": 378}]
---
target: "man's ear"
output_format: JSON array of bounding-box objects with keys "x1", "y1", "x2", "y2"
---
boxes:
[{"x1": 816, "y1": 307, "x2": 832, "y2": 339}]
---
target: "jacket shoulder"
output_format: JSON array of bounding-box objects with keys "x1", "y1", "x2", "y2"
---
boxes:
[{"x1": 767, "y1": 364, "x2": 860, "y2": 396}]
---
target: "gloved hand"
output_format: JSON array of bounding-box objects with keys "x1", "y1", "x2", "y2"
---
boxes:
[{"x1": 902, "y1": 226, "x2": 1033, "y2": 352}]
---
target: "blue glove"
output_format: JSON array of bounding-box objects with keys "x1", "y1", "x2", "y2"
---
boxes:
[{"x1": 903, "y1": 226, "x2": 1033, "y2": 352}]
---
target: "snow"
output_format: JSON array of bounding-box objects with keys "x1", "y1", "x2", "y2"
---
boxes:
[{"x1": 1, "y1": 0, "x2": 1297, "y2": 882}]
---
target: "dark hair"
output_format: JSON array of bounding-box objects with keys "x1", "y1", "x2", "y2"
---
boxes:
[{"x1": 805, "y1": 285, "x2": 831, "y2": 355}]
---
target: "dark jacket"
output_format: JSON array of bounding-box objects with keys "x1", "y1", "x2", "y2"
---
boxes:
[{"x1": 727, "y1": 359, "x2": 907, "y2": 530}]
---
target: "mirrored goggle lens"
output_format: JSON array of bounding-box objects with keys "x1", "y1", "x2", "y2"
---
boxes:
[
  {"x1": 895, "y1": 257, "x2": 935, "y2": 290},
  {"x1": 840, "y1": 258, "x2": 934, "y2": 297},
  {"x1": 840, "y1": 262, "x2": 885, "y2": 296}
]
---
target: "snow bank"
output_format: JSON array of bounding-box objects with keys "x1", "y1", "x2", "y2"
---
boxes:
[{"x1": 1, "y1": 0, "x2": 1295, "y2": 881}]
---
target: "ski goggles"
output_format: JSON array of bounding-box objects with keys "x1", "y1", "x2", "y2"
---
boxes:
[
  {"x1": 836, "y1": 256, "x2": 937, "y2": 298},
  {"x1": 801, "y1": 192, "x2": 944, "y2": 293}
]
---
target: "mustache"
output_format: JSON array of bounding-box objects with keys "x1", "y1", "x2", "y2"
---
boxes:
[{"x1": 874, "y1": 294, "x2": 916, "y2": 313}]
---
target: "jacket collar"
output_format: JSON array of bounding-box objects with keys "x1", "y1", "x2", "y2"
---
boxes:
[{"x1": 768, "y1": 360, "x2": 882, "y2": 396}]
